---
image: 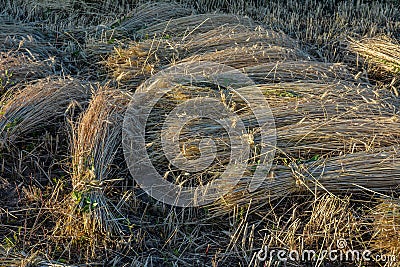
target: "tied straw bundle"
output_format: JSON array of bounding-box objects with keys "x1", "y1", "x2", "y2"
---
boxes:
[
  {"x1": 0, "y1": 51, "x2": 55, "y2": 93},
  {"x1": 350, "y1": 35, "x2": 400, "y2": 78},
  {"x1": 61, "y1": 86, "x2": 131, "y2": 235},
  {"x1": 132, "y1": 66, "x2": 399, "y2": 213},
  {"x1": 135, "y1": 13, "x2": 256, "y2": 39},
  {"x1": 0, "y1": 77, "x2": 88, "y2": 149},
  {"x1": 242, "y1": 61, "x2": 358, "y2": 84},
  {"x1": 216, "y1": 146, "x2": 400, "y2": 214},
  {"x1": 116, "y1": 2, "x2": 193, "y2": 36},
  {"x1": 0, "y1": 19, "x2": 57, "y2": 60},
  {"x1": 106, "y1": 23, "x2": 306, "y2": 85}
]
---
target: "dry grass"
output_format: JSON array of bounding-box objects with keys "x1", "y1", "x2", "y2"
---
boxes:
[
  {"x1": 303, "y1": 194, "x2": 359, "y2": 248},
  {"x1": 218, "y1": 193, "x2": 363, "y2": 266},
  {"x1": 106, "y1": 23, "x2": 305, "y2": 85},
  {"x1": 257, "y1": 194, "x2": 361, "y2": 264}
]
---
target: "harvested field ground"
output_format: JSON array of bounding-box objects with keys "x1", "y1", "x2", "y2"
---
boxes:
[{"x1": 0, "y1": 1, "x2": 400, "y2": 266}]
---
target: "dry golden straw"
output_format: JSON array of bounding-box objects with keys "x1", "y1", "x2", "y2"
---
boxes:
[
  {"x1": 135, "y1": 71, "x2": 399, "y2": 214},
  {"x1": 137, "y1": 72, "x2": 399, "y2": 207}
]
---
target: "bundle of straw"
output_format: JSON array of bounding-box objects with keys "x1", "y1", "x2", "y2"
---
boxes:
[
  {"x1": 137, "y1": 74, "x2": 398, "y2": 211},
  {"x1": 350, "y1": 35, "x2": 400, "y2": 78},
  {"x1": 0, "y1": 51, "x2": 55, "y2": 92},
  {"x1": 182, "y1": 45, "x2": 309, "y2": 69},
  {"x1": 242, "y1": 61, "x2": 357, "y2": 83},
  {"x1": 68, "y1": 86, "x2": 131, "y2": 235},
  {"x1": 141, "y1": 78, "x2": 382, "y2": 188},
  {"x1": 136, "y1": 13, "x2": 256, "y2": 38},
  {"x1": 0, "y1": 77, "x2": 88, "y2": 148},
  {"x1": 181, "y1": 25, "x2": 299, "y2": 51},
  {"x1": 116, "y1": 2, "x2": 193, "y2": 36},
  {"x1": 250, "y1": 82, "x2": 398, "y2": 151},
  {"x1": 0, "y1": 22, "x2": 57, "y2": 59},
  {"x1": 173, "y1": 81, "x2": 396, "y2": 149},
  {"x1": 276, "y1": 116, "x2": 400, "y2": 156},
  {"x1": 106, "y1": 25, "x2": 306, "y2": 85},
  {"x1": 218, "y1": 146, "x2": 400, "y2": 212}
]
